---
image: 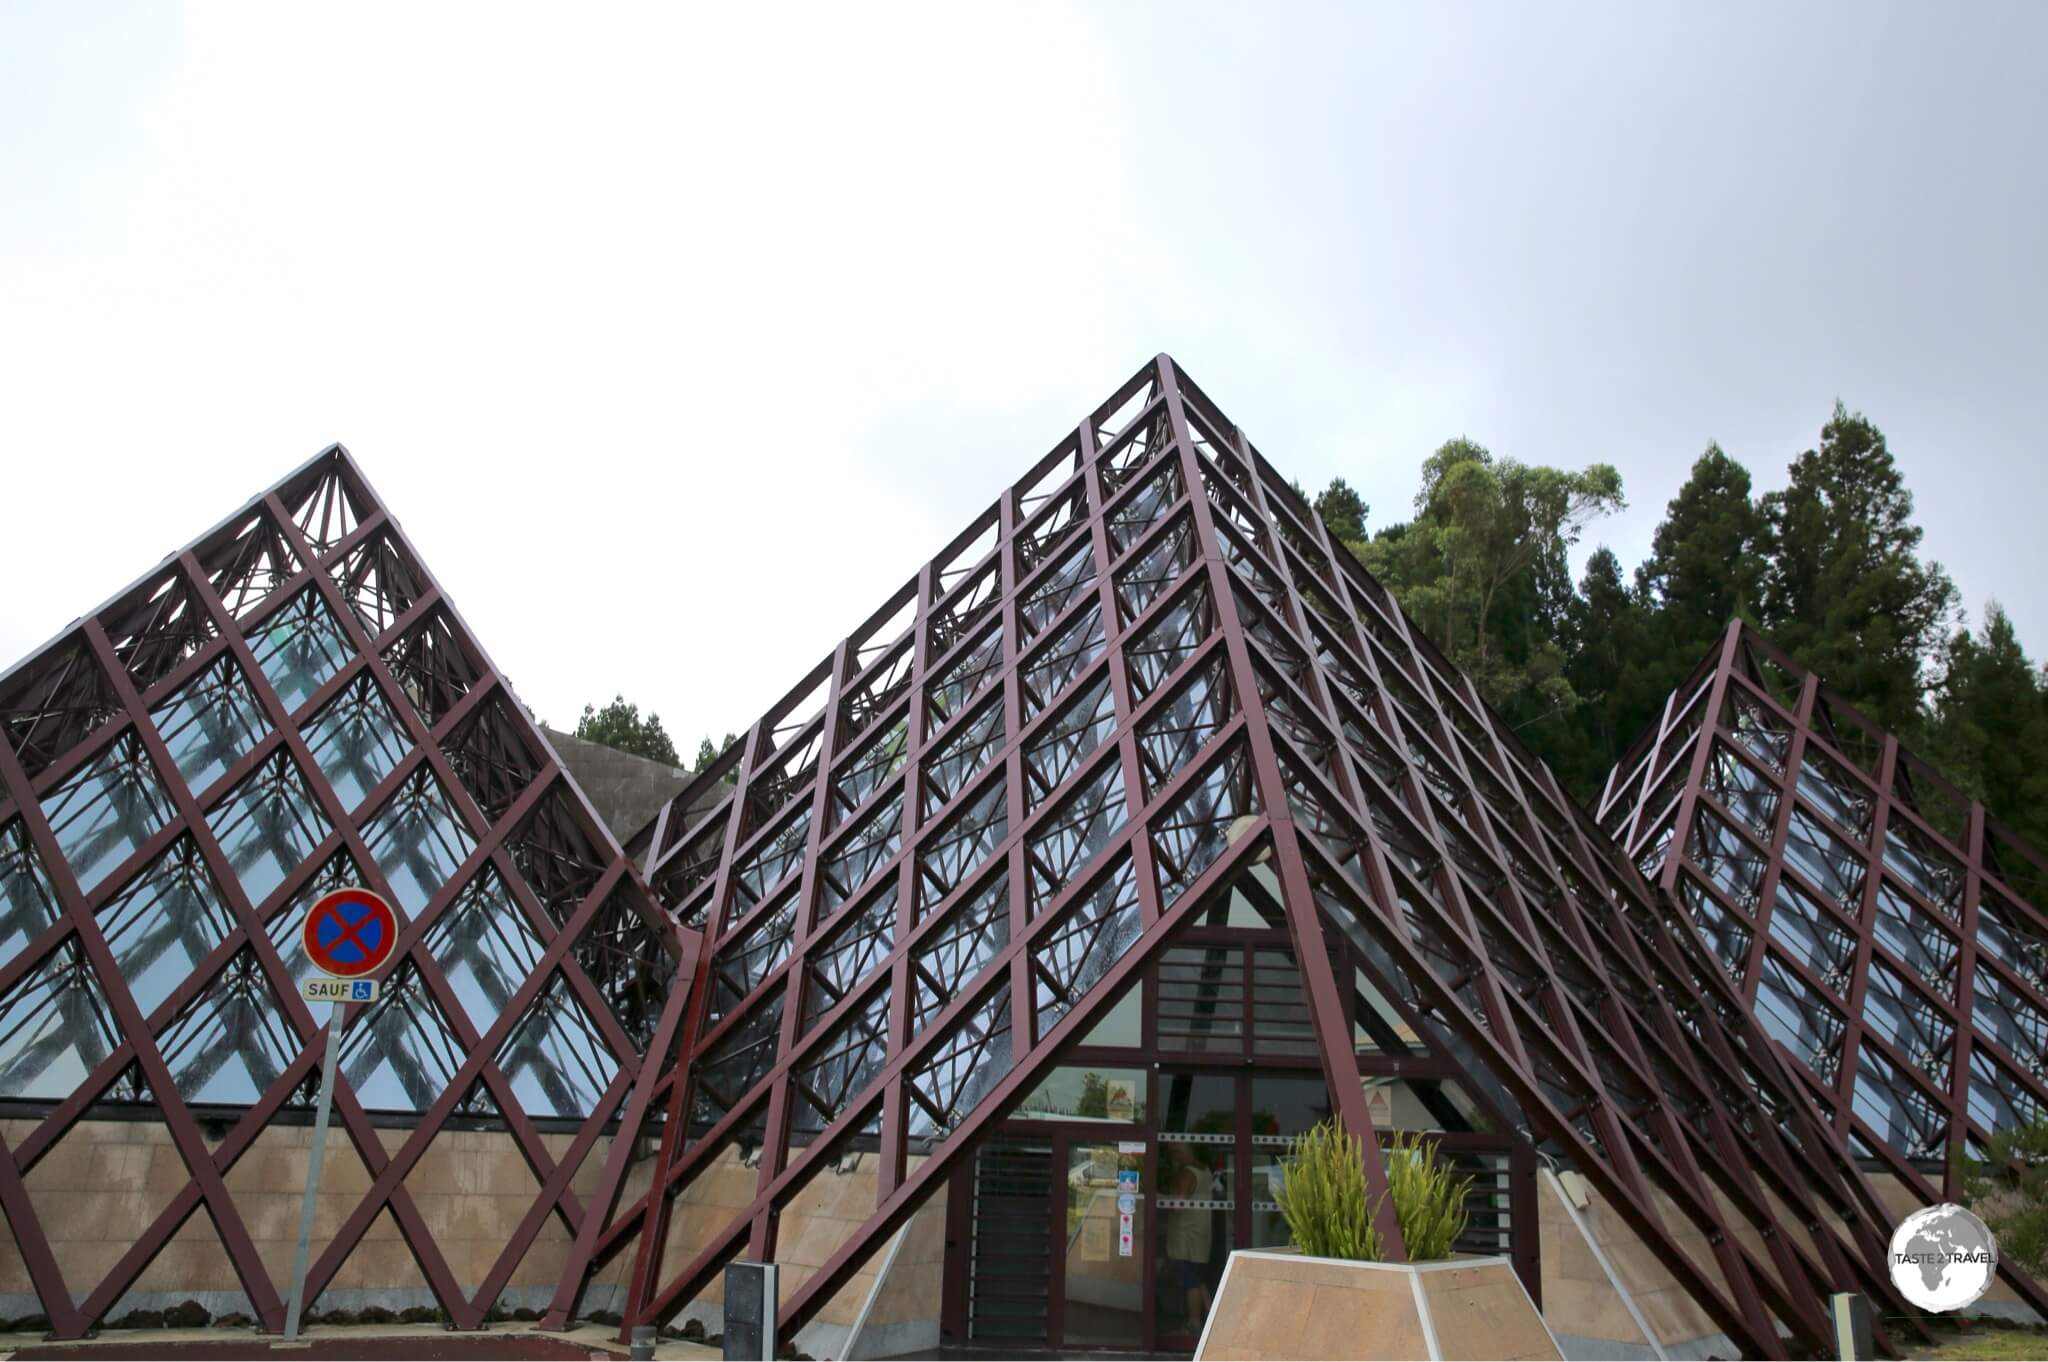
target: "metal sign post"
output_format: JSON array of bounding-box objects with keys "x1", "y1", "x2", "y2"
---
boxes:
[
  {"x1": 280, "y1": 888, "x2": 396, "y2": 1340},
  {"x1": 282, "y1": 999, "x2": 345, "y2": 1341}
]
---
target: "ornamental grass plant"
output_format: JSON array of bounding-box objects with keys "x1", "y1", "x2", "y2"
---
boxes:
[
  {"x1": 1274, "y1": 1118, "x2": 1383, "y2": 1260},
  {"x1": 1383, "y1": 1128, "x2": 1473, "y2": 1261},
  {"x1": 1275, "y1": 1120, "x2": 1474, "y2": 1262}
]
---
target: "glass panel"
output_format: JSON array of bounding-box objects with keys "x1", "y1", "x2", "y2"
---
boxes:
[
  {"x1": 1159, "y1": 945, "x2": 1245, "y2": 1055},
  {"x1": 1871, "y1": 884, "x2": 1956, "y2": 1004},
  {"x1": 157, "y1": 948, "x2": 298, "y2": 1108},
  {"x1": 1973, "y1": 963, "x2": 2048, "y2": 1071},
  {"x1": 206, "y1": 751, "x2": 333, "y2": 909},
  {"x1": 833, "y1": 715, "x2": 908, "y2": 822},
  {"x1": 1862, "y1": 960, "x2": 1955, "y2": 1086},
  {"x1": 1078, "y1": 981, "x2": 1142, "y2": 1047},
  {"x1": 0, "y1": 937, "x2": 121, "y2": 1100},
  {"x1": 1019, "y1": 542, "x2": 1095, "y2": 637},
  {"x1": 1024, "y1": 673, "x2": 1116, "y2": 810},
  {"x1": 0, "y1": 820, "x2": 62, "y2": 959},
  {"x1": 300, "y1": 674, "x2": 412, "y2": 814},
  {"x1": 709, "y1": 893, "x2": 798, "y2": 1025},
  {"x1": 41, "y1": 732, "x2": 176, "y2": 897},
  {"x1": 1783, "y1": 808, "x2": 1866, "y2": 913},
  {"x1": 923, "y1": 701, "x2": 1003, "y2": 814},
  {"x1": 1353, "y1": 966, "x2": 1420, "y2": 1055},
  {"x1": 1975, "y1": 889, "x2": 2046, "y2": 987},
  {"x1": 1065, "y1": 1142, "x2": 1149, "y2": 1348},
  {"x1": 1124, "y1": 587, "x2": 1211, "y2": 701},
  {"x1": 1250, "y1": 948, "x2": 1316, "y2": 1055},
  {"x1": 1027, "y1": 763, "x2": 1127, "y2": 917},
  {"x1": 692, "y1": 983, "x2": 786, "y2": 1137},
  {"x1": 1251, "y1": 1072, "x2": 1333, "y2": 1137},
  {"x1": 1021, "y1": 608, "x2": 1106, "y2": 719},
  {"x1": 1967, "y1": 1047, "x2": 2044, "y2": 1133},
  {"x1": 1706, "y1": 742, "x2": 1779, "y2": 838},
  {"x1": 1765, "y1": 875, "x2": 1855, "y2": 993},
  {"x1": 911, "y1": 875, "x2": 1008, "y2": 1035},
  {"x1": 919, "y1": 782, "x2": 1006, "y2": 911},
  {"x1": 426, "y1": 869, "x2": 545, "y2": 1039},
  {"x1": 1678, "y1": 874, "x2": 1753, "y2": 980},
  {"x1": 1853, "y1": 1045, "x2": 1947, "y2": 1158},
  {"x1": 803, "y1": 882, "x2": 896, "y2": 1029},
  {"x1": 1798, "y1": 748, "x2": 1874, "y2": 843},
  {"x1": 1158, "y1": 1072, "x2": 1231, "y2": 1341},
  {"x1": 1014, "y1": 1066, "x2": 1146, "y2": 1123},
  {"x1": 1754, "y1": 953, "x2": 1844, "y2": 1082},
  {"x1": 789, "y1": 988, "x2": 891, "y2": 1138},
  {"x1": 248, "y1": 590, "x2": 354, "y2": 715},
  {"x1": 907, "y1": 981, "x2": 1011, "y2": 1142},
  {"x1": 818, "y1": 793, "x2": 902, "y2": 914},
  {"x1": 97, "y1": 836, "x2": 238, "y2": 1019},
  {"x1": 363, "y1": 769, "x2": 476, "y2": 918},
  {"x1": 1032, "y1": 860, "x2": 1142, "y2": 1036},
  {"x1": 926, "y1": 625, "x2": 1004, "y2": 731},
  {"x1": 1883, "y1": 824, "x2": 1964, "y2": 919},
  {"x1": 733, "y1": 806, "x2": 810, "y2": 910},
  {"x1": 497, "y1": 971, "x2": 621, "y2": 1119},
  {"x1": 150, "y1": 656, "x2": 269, "y2": 795},
  {"x1": 338, "y1": 962, "x2": 467, "y2": 1113}
]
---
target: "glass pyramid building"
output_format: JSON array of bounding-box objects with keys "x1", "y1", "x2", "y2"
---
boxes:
[
  {"x1": 0, "y1": 358, "x2": 2040, "y2": 1356},
  {"x1": 1597, "y1": 622, "x2": 2048, "y2": 1235}
]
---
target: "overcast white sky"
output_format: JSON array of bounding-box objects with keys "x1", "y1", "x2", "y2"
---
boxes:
[{"x1": 4, "y1": 3, "x2": 2044, "y2": 755}]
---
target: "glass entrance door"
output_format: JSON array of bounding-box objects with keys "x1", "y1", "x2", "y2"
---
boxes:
[
  {"x1": 1060, "y1": 1138, "x2": 1147, "y2": 1349},
  {"x1": 1153, "y1": 1072, "x2": 1236, "y2": 1346}
]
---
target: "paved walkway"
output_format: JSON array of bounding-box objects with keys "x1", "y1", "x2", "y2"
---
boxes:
[{"x1": 0, "y1": 1323, "x2": 719, "y2": 1361}]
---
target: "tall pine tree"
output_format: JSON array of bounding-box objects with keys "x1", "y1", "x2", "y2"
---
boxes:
[
  {"x1": 1925, "y1": 604, "x2": 2048, "y2": 853},
  {"x1": 1637, "y1": 442, "x2": 1765, "y2": 651},
  {"x1": 1759, "y1": 403, "x2": 1958, "y2": 734}
]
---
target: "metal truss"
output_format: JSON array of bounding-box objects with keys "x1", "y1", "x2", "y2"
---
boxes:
[
  {"x1": 0, "y1": 450, "x2": 687, "y2": 1337},
  {"x1": 589, "y1": 357, "x2": 1927, "y2": 1359},
  {"x1": 1599, "y1": 621, "x2": 2048, "y2": 1318}
]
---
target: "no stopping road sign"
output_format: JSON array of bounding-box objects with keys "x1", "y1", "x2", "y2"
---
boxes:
[{"x1": 303, "y1": 888, "x2": 397, "y2": 979}]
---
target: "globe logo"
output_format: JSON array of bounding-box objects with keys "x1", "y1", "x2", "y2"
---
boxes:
[{"x1": 1888, "y1": 1203, "x2": 1998, "y2": 1312}]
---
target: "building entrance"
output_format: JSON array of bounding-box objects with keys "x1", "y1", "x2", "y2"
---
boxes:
[{"x1": 955, "y1": 1063, "x2": 1343, "y2": 1353}]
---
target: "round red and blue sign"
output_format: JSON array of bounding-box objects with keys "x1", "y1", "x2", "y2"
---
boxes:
[{"x1": 304, "y1": 888, "x2": 398, "y2": 979}]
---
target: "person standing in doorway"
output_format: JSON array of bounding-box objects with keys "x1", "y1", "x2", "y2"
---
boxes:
[{"x1": 1165, "y1": 1143, "x2": 1215, "y2": 1329}]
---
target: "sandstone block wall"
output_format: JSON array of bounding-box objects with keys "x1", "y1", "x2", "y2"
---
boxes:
[{"x1": 0, "y1": 1116, "x2": 648, "y2": 1324}]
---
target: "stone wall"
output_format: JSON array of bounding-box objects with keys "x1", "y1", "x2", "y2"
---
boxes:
[
  {"x1": 0, "y1": 1117, "x2": 948, "y2": 1351},
  {"x1": 0, "y1": 1116, "x2": 648, "y2": 1325},
  {"x1": 1536, "y1": 1167, "x2": 1736, "y2": 1360},
  {"x1": 654, "y1": 1146, "x2": 945, "y2": 1358}
]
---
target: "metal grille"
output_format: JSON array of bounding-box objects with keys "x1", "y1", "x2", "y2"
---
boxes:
[{"x1": 968, "y1": 1139, "x2": 1052, "y2": 1343}]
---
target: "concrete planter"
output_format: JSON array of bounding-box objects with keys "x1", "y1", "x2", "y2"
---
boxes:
[{"x1": 1194, "y1": 1250, "x2": 1561, "y2": 1362}]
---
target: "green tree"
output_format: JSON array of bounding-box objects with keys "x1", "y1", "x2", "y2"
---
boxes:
[
  {"x1": 1528, "y1": 442, "x2": 1771, "y2": 799},
  {"x1": 1543, "y1": 547, "x2": 1661, "y2": 796},
  {"x1": 1314, "y1": 477, "x2": 1369, "y2": 546},
  {"x1": 693, "y1": 731, "x2": 739, "y2": 774},
  {"x1": 1964, "y1": 1115, "x2": 2048, "y2": 1279},
  {"x1": 1077, "y1": 1071, "x2": 1109, "y2": 1120},
  {"x1": 1924, "y1": 605, "x2": 2048, "y2": 851},
  {"x1": 1759, "y1": 404, "x2": 1958, "y2": 734},
  {"x1": 574, "y1": 695, "x2": 680, "y2": 766},
  {"x1": 1358, "y1": 439, "x2": 1623, "y2": 711},
  {"x1": 1637, "y1": 442, "x2": 1765, "y2": 651}
]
